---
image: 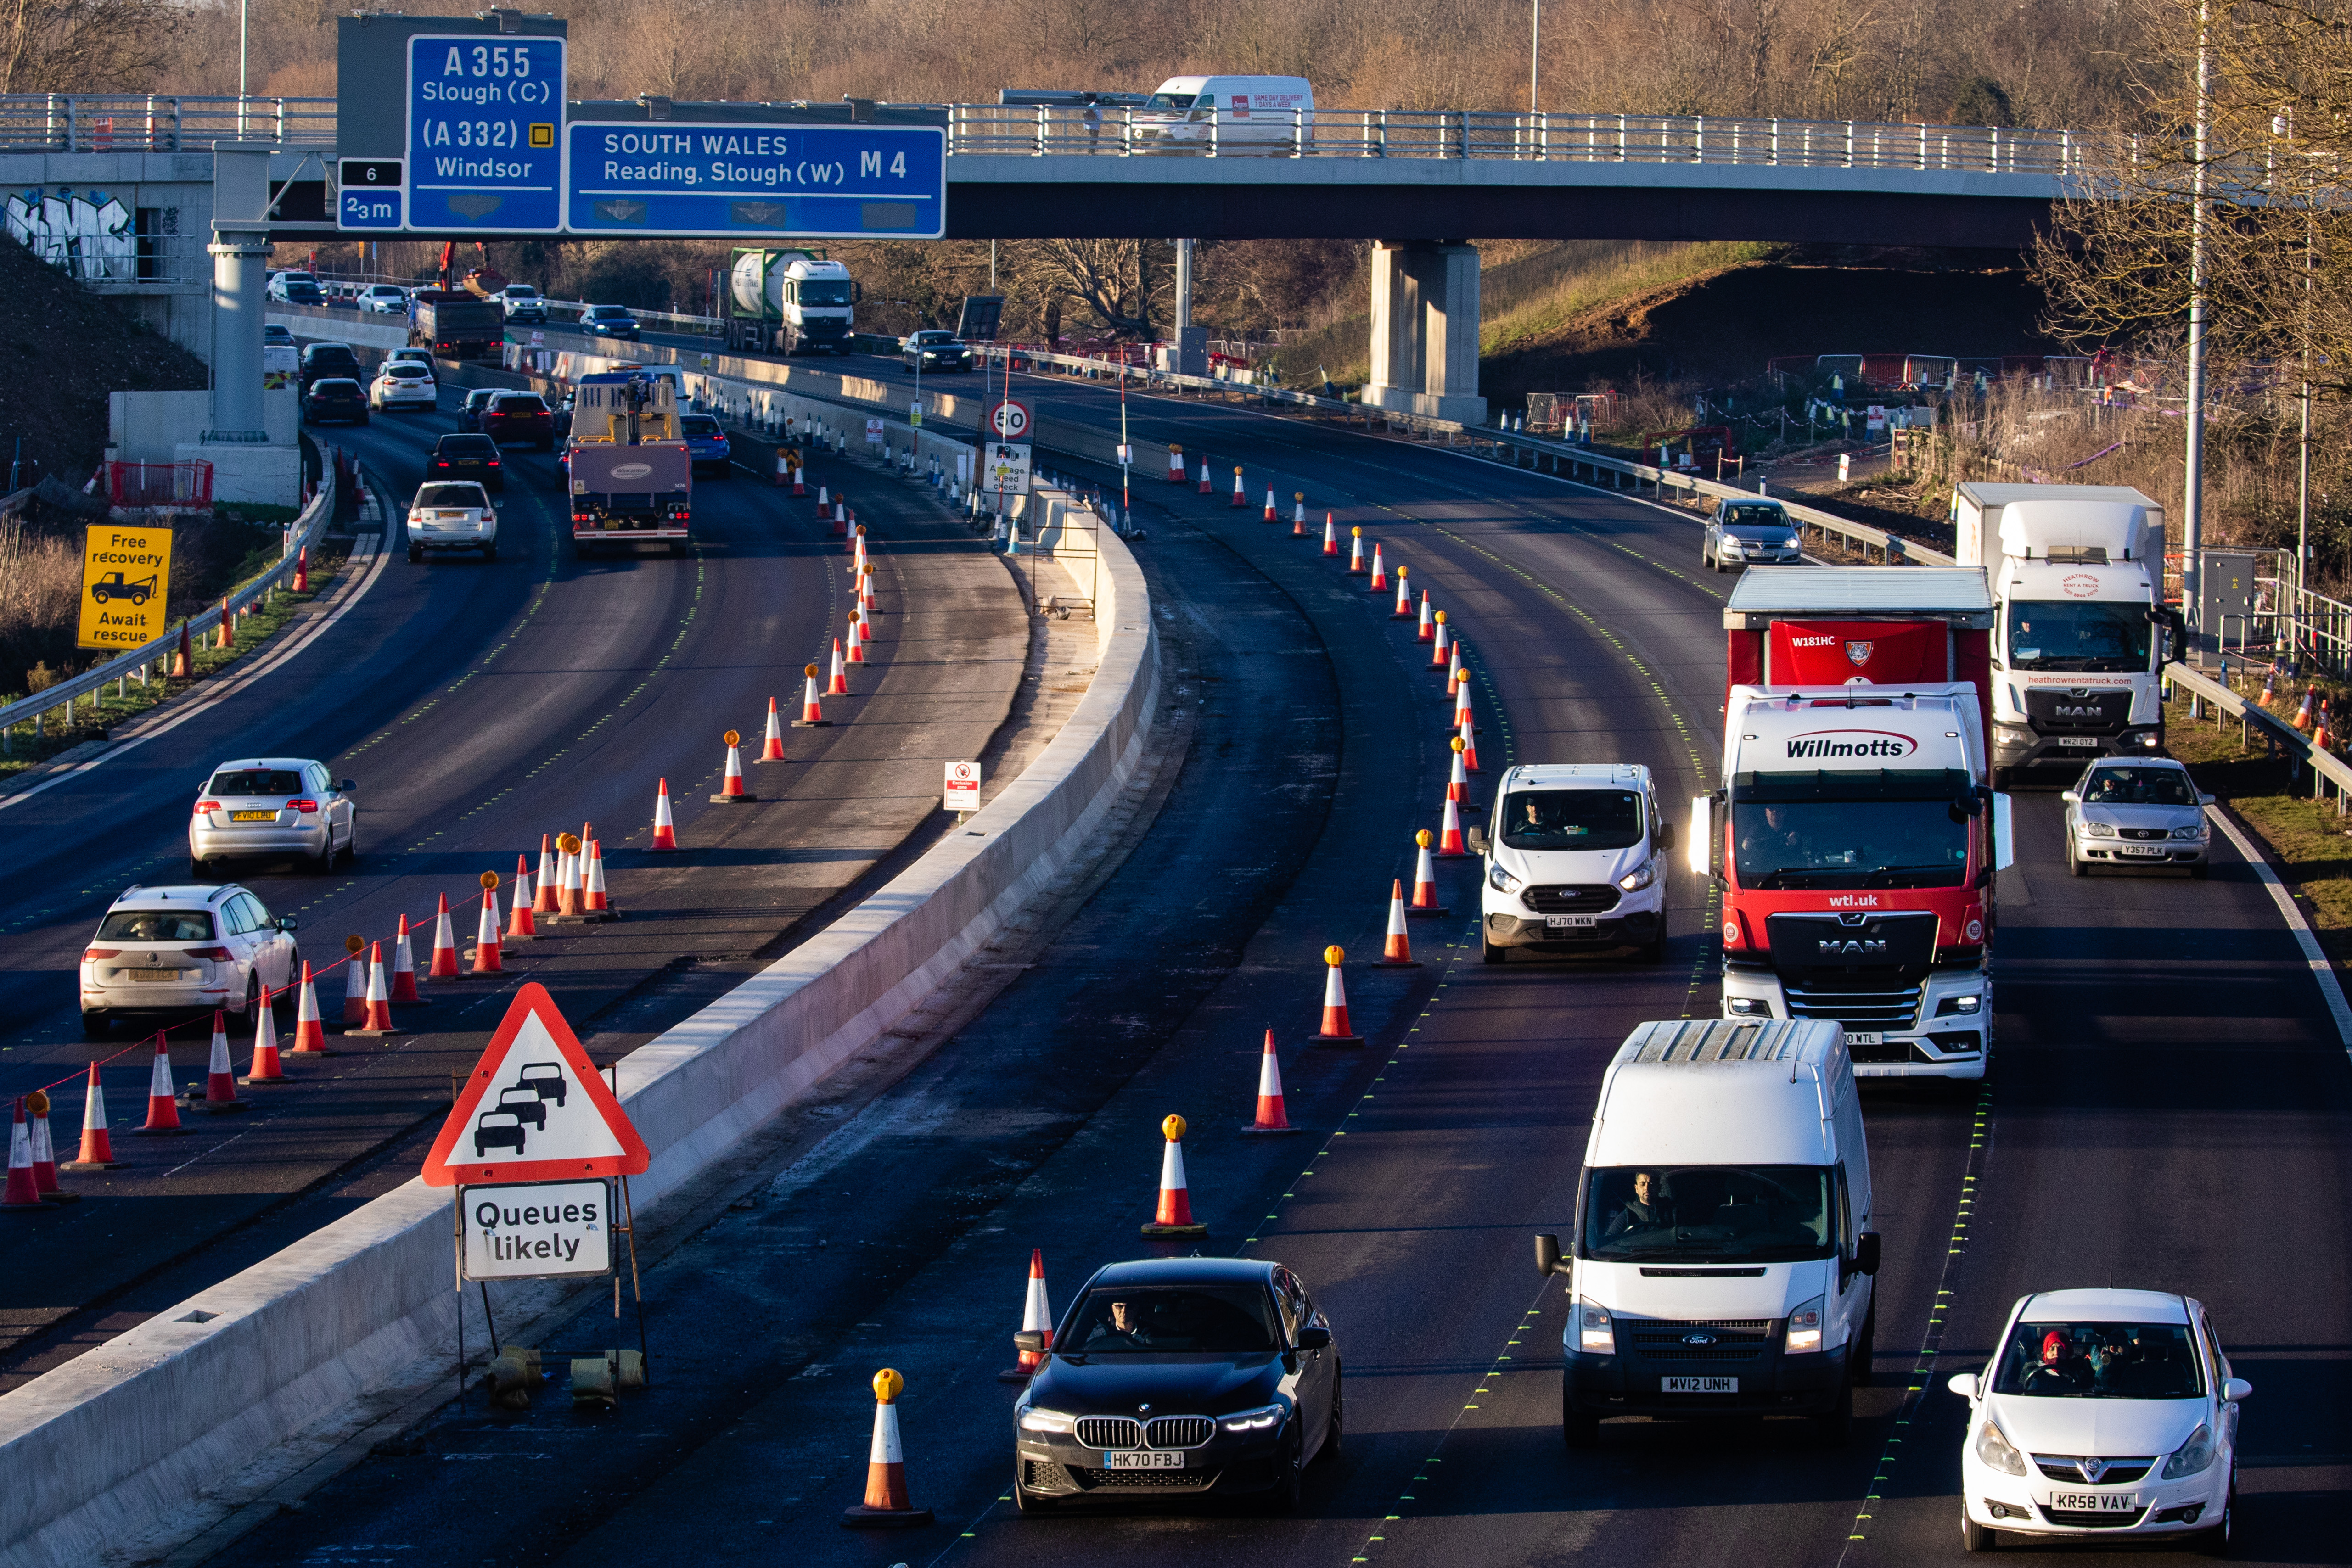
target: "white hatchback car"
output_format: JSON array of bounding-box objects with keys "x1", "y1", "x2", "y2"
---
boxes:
[
  {"x1": 371, "y1": 361, "x2": 437, "y2": 411},
  {"x1": 1468, "y1": 762, "x2": 1672, "y2": 963},
  {"x1": 385, "y1": 346, "x2": 437, "y2": 380},
  {"x1": 1948, "y1": 1288, "x2": 2247, "y2": 1553},
  {"x1": 407, "y1": 480, "x2": 498, "y2": 561},
  {"x1": 2062, "y1": 758, "x2": 2213, "y2": 877},
  {"x1": 189, "y1": 757, "x2": 358, "y2": 875},
  {"x1": 80, "y1": 883, "x2": 301, "y2": 1036},
  {"x1": 359, "y1": 284, "x2": 408, "y2": 314}
]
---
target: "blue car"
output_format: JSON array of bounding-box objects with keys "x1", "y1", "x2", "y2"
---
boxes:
[
  {"x1": 578, "y1": 303, "x2": 640, "y2": 341},
  {"x1": 679, "y1": 414, "x2": 732, "y2": 478}
]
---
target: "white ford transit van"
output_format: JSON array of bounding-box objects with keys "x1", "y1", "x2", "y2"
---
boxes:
[
  {"x1": 1468, "y1": 763, "x2": 1672, "y2": 963},
  {"x1": 1132, "y1": 76, "x2": 1314, "y2": 155},
  {"x1": 1535, "y1": 1018, "x2": 1879, "y2": 1444}
]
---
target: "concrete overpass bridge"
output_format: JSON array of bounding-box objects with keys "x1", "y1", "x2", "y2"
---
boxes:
[{"x1": 0, "y1": 93, "x2": 2085, "y2": 420}]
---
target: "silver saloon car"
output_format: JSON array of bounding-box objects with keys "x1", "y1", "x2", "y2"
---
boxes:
[
  {"x1": 188, "y1": 758, "x2": 357, "y2": 876},
  {"x1": 2062, "y1": 758, "x2": 2213, "y2": 877}
]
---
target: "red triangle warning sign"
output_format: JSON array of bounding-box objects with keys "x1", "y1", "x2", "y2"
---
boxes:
[{"x1": 421, "y1": 983, "x2": 650, "y2": 1187}]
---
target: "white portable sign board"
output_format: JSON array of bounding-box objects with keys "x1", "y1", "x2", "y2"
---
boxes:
[
  {"x1": 984, "y1": 441, "x2": 1032, "y2": 496},
  {"x1": 421, "y1": 982, "x2": 650, "y2": 1187},
  {"x1": 988, "y1": 398, "x2": 1032, "y2": 440},
  {"x1": 865, "y1": 417, "x2": 886, "y2": 445},
  {"x1": 945, "y1": 760, "x2": 982, "y2": 812},
  {"x1": 460, "y1": 1177, "x2": 613, "y2": 1280}
]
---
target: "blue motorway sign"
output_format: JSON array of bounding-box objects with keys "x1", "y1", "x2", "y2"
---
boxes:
[
  {"x1": 337, "y1": 159, "x2": 404, "y2": 231},
  {"x1": 564, "y1": 122, "x2": 945, "y2": 238},
  {"x1": 404, "y1": 34, "x2": 566, "y2": 232}
]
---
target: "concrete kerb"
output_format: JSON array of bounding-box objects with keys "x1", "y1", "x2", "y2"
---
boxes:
[{"x1": 0, "y1": 510, "x2": 1155, "y2": 1568}]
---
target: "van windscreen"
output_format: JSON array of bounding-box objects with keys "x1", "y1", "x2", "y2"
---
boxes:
[
  {"x1": 1145, "y1": 92, "x2": 1197, "y2": 110},
  {"x1": 1583, "y1": 1165, "x2": 1837, "y2": 1263},
  {"x1": 1501, "y1": 789, "x2": 1643, "y2": 851}
]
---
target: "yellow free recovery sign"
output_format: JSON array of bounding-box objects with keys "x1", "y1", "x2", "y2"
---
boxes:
[{"x1": 77, "y1": 523, "x2": 173, "y2": 651}]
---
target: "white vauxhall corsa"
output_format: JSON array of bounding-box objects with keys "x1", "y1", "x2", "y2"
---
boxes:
[{"x1": 1948, "y1": 1288, "x2": 2247, "y2": 1553}]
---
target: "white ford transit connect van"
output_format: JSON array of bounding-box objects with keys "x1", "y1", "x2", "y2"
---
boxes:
[
  {"x1": 1535, "y1": 1018, "x2": 1880, "y2": 1444},
  {"x1": 1469, "y1": 763, "x2": 1672, "y2": 963},
  {"x1": 1132, "y1": 76, "x2": 1314, "y2": 155}
]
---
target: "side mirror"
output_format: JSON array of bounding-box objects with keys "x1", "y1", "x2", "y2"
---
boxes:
[
  {"x1": 1946, "y1": 1372, "x2": 1981, "y2": 1401},
  {"x1": 2223, "y1": 1377, "x2": 2252, "y2": 1402},
  {"x1": 1534, "y1": 1233, "x2": 1571, "y2": 1277},
  {"x1": 1853, "y1": 1231, "x2": 1881, "y2": 1277},
  {"x1": 1294, "y1": 1325, "x2": 1332, "y2": 1351},
  {"x1": 1686, "y1": 796, "x2": 1713, "y2": 877},
  {"x1": 276, "y1": 915, "x2": 301, "y2": 932},
  {"x1": 1654, "y1": 820, "x2": 1677, "y2": 852},
  {"x1": 1013, "y1": 1330, "x2": 1047, "y2": 1355},
  {"x1": 1992, "y1": 792, "x2": 2016, "y2": 872},
  {"x1": 1466, "y1": 826, "x2": 1489, "y2": 855},
  {"x1": 2200, "y1": 792, "x2": 2216, "y2": 806},
  {"x1": 341, "y1": 779, "x2": 356, "y2": 792},
  {"x1": 2060, "y1": 790, "x2": 2079, "y2": 805}
]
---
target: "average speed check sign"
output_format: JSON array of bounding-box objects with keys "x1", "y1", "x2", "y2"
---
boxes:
[{"x1": 988, "y1": 399, "x2": 1032, "y2": 441}]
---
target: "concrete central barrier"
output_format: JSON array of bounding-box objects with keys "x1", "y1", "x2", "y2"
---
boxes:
[{"x1": 0, "y1": 513, "x2": 1157, "y2": 1568}]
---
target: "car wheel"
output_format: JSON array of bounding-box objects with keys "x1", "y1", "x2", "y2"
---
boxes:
[
  {"x1": 1317, "y1": 1371, "x2": 1344, "y2": 1462},
  {"x1": 82, "y1": 1011, "x2": 110, "y2": 1039},
  {"x1": 309, "y1": 835, "x2": 334, "y2": 874},
  {"x1": 1260, "y1": 1432, "x2": 1304, "y2": 1515},
  {"x1": 239, "y1": 970, "x2": 262, "y2": 1021},
  {"x1": 2067, "y1": 840, "x2": 2087, "y2": 877},
  {"x1": 483, "y1": 542, "x2": 498, "y2": 560},
  {"x1": 1561, "y1": 1387, "x2": 1600, "y2": 1447},
  {"x1": 2190, "y1": 861, "x2": 2209, "y2": 880},
  {"x1": 1482, "y1": 936, "x2": 1507, "y2": 965},
  {"x1": 1011, "y1": 1467, "x2": 1059, "y2": 1516},
  {"x1": 1812, "y1": 1378, "x2": 1852, "y2": 1445},
  {"x1": 1961, "y1": 1512, "x2": 1999, "y2": 1552},
  {"x1": 409, "y1": 545, "x2": 424, "y2": 563},
  {"x1": 339, "y1": 828, "x2": 359, "y2": 868}
]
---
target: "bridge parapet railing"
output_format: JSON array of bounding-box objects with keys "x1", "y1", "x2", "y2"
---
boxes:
[{"x1": 0, "y1": 95, "x2": 337, "y2": 152}]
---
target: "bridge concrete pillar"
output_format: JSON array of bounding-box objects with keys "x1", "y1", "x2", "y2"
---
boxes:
[
  {"x1": 1362, "y1": 241, "x2": 1486, "y2": 426},
  {"x1": 203, "y1": 142, "x2": 274, "y2": 443}
]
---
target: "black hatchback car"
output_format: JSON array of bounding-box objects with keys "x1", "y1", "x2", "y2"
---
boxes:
[
  {"x1": 297, "y1": 342, "x2": 363, "y2": 393},
  {"x1": 301, "y1": 378, "x2": 369, "y2": 425},
  {"x1": 429, "y1": 432, "x2": 504, "y2": 491},
  {"x1": 1011, "y1": 1257, "x2": 1341, "y2": 1513}
]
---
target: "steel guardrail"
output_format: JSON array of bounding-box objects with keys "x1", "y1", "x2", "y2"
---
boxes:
[
  {"x1": 0, "y1": 95, "x2": 335, "y2": 151},
  {"x1": 2166, "y1": 659, "x2": 2352, "y2": 799}
]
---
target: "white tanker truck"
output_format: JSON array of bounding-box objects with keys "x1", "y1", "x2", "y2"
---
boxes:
[{"x1": 723, "y1": 247, "x2": 860, "y2": 355}]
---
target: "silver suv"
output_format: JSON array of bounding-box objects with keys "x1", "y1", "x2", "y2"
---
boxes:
[
  {"x1": 1703, "y1": 497, "x2": 1805, "y2": 571},
  {"x1": 188, "y1": 758, "x2": 358, "y2": 876},
  {"x1": 79, "y1": 883, "x2": 300, "y2": 1036}
]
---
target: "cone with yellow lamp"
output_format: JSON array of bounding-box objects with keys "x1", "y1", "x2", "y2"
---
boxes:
[
  {"x1": 839, "y1": 1369, "x2": 934, "y2": 1528},
  {"x1": 1140, "y1": 1114, "x2": 1209, "y2": 1237}
]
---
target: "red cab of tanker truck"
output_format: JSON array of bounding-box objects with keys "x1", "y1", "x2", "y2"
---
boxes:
[{"x1": 1687, "y1": 567, "x2": 2015, "y2": 1080}]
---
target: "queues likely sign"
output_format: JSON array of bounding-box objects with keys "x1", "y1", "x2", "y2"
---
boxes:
[
  {"x1": 77, "y1": 524, "x2": 172, "y2": 650},
  {"x1": 459, "y1": 1177, "x2": 614, "y2": 1280}
]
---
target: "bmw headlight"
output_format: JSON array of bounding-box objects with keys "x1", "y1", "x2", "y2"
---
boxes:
[
  {"x1": 2084, "y1": 821, "x2": 2117, "y2": 838},
  {"x1": 1974, "y1": 1417, "x2": 2029, "y2": 1477},
  {"x1": 1785, "y1": 1295, "x2": 1824, "y2": 1354},
  {"x1": 2161, "y1": 1421, "x2": 2216, "y2": 1479},
  {"x1": 1017, "y1": 1406, "x2": 1078, "y2": 1434},
  {"x1": 1219, "y1": 1402, "x2": 1286, "y2": 1433},
  {"x1": 2172, "y1": 824, "x2": 2206, "y2": 840},
  {"x1": 1488, "y1": 863, "x2": 1522, "y2": 893},
  {"x1": 1617, "y1": 861, "x2": 1658, "y2": 892}
]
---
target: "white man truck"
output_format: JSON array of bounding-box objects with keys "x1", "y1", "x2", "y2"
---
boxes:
[
  {"x1": 1691, "y1": 567, "x2": 2014, "y2": 1080},
  {"x1": 1951, "y1": 482, "x2": 2182, "y2": 784},
  {"x1": 723, "y1": 248, "x2": 859, "y2": 355}
]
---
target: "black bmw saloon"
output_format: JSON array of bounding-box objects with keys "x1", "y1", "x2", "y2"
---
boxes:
[{"x1": 1011, "y1": 1256, "x2": 1342, "y2": 1512}]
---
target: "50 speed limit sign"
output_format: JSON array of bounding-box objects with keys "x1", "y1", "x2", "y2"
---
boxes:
[{"x1": 987, "y1": 399, "x2": 1032, "y2": 440}]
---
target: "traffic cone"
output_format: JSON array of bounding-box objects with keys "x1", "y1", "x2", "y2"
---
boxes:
[
  {"x1": 1376, "y1": 880, "x2": 1418, "y2": 965},
  {"x1": 351, "y1": 942, "x2": 395, "y2": 1035},
  {"x1": 1167, "y1": 445, "x2": 1185, "y2": 483},
  {"x1": 712, "y1": 734, "x2": 756, "y2": 802},
  {"x1": 1263, "y1": 487, "x2": 1277, "y2": 522},
  {"x1": 1459, "y1": 714, "x2": 1482, "y2": 773},
  {"x1": 425, "y1": 894, "x2": 459, "y2": 978},
  {"x1": 336, "y1": 945, "x2": 365, "y2": 1022},
  {"x1": 1292, "y1": 493, "x2": 1308, "y2": 534},
  {"x1": 1198, "y1": 458, "x2": 1212, "y2": 494},
  {"x1": 848, "y1": 612, "x2": 867, "y2": 665},
  {"x1": 999, "y1": 1249, "x2": 1055, "y2": 1381},
  {"x1": 1453, "y1": 676, "x2": 1477, "y2": 732},
  {"x1": 829, "y1": 637, "x2": 850, "y2": 693},
  {"x1": 170, "y1": 622, "x2": 191, "y2": 677},
  {"x1": 816, "y1": 482, "x2": 830, "y2": 513},
  {"x1": 859, "y1": 563, "x2": 876, "y2": 613},
  {"x1": 651, "y1": 779, "x2": 679, "y2": 849},
  {"x1": 1229, "y1": 467, "x2": 1246, "y2": 507},
  {"x1": 1369, "y1": 543, "x2": 1387, "y2": 591},
  {"x1": 1347, "y1": 526, "x2": 1366, "y2": 574},
  {"x1": 215, "y1": 596, "x2": 233, "y2": 649},
  {"x1": 203, "y1": 1013, "x2": 244, "y2": 1111},
  {"x1": 390, "y1": 914, "x2": 421, "y2": 1002},
  {"x1": 64, "y1": 1064, "x2": 116, "y2": 1170},
  {"x1": 1140, "y1": 1114, "x2": 1209, "y2": 1236},
  {"x1": 293, "y1": 544, "x2": 309, "y2": 593},
  {"x1": 1446, "y1": 738, "x2": 1471, "y2": 802},
  {"x1": 2318, "y1": 705, "x2": 2334, "y2": 752},
  {"x1": 1241, "y1": 1029, "x2": 1297, "y2": 1134},
  {"x1": 2, "y1": 1101, "x2": 38, "y2": 1210},
  {"x1": 137, "y1": 1036, "x2": 182, "y2": 1133},
  {"x1": 795, "y1": 663, "x2": 830, "y2": 726},
  {"x1": 1430, "y1": 610, "x2": 1451, "y2": 669},
  {"x1": 533, "y1": 834, "x2": 558, "y2": 914},
  {"x1": 2257, "y1": 666, "x2": 2277, "y2": 709},
  {"x1": 831, "y1": 499, "x2": 848, "y2": 538},
  {"x1": 291, "y1": 961, "x2": 329, "y2": 1052},
  {"x1": 1392, "y1": 565, "x2": 1413, "y2": 617},
  {"x1": 757, "y1": 696, "x2": 788, "y2": 761},
  {"x1": 25, "y1": 1090, "x2": 67, "y2": 1198},
  {"x1": 840, "y1": 1369, "x2": 933, "y2": 1527},
  {"x1": 584, "y1": 840, "x2": 611, "y2": 914},
  {"x1": 472, "y1": 887, "x2": 503, "y2": 973},
  {"x1": 1437, "y1": 795, "x2": 1469, "y2": 857},
  {"x1": 241, "y1": 987, "x2": 287, "y2": 1083},
  {"x1": 1405, "y1": 829, "x2": 1451, "y2": 917},
  {"x1": 1322, "y1": 513, "x2": 1338, "y2": 556},
  {"x1": 1448, "y1": 642, "x2": 1465, "y2": 694},
  {"x1": 560, "y1": 839, "x2": 586, "y2": 915},
  {"x1": 2295, "y1": 686, "x2": 2315, "y2": 730},
  {"x1": 508, "y1": 855, "x2": 537, "y2": 939},
  {"x1": 1314, "y1": 947, "x2": 1363, "y2": 1045},
  {"x1": 1416, "y1": 590, "x2": 1435, "y2": 642}
]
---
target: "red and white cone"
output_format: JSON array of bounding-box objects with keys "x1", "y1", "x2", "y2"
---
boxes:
[
  {"x1": 859, "y1": 564, "x2": 877, "y2": 613},
  {"x1": 1452, "y1": 677, "x2": 1477, "y2": 733},
  {"x1": 1141, "y1": 1114, "x2": 1209, "y2": 1236},
  {"x1": 831, "y1": 499, "x2": 848, "y2": 538},
  {"x1": 1447, "y1": 736, "x2": 1471, "y2": 803},
  {"x1": 2295, "y1": 686, "x2": 2315, "y2": 730},
  {"x1": 1447, "y1": 643, "x2": 1465, "y2": 694},
  {"x1": 848, "y1": 612, "x2": 867, "y2": 665},
  {"x1": 508, "y1": 855, "x2": 537, "y2": 940},
  {"x1": 1437, "y1": 795, "x2": 1469, "y2": 857},
  {"x1": 757, "y1": 696, "x2": 788, "y2": 761},
  {"x1": 1322, "y1": 513, "x2": 1339, "y2": 556},
  {"x1": 350, "y1": 943, "x2": 395, "y2": 1034},
  {"x1": 242, "y1": 987, "x2": 287, "y2": 1083},
  {"x1": 1229, "y1": 467, "x2": 1247, "y2": 508},
  {"x1": 390, "y1": 914, "x2": 421, "y2": 1002},
  {"x1": 1168, "y1": 445, "x2": 1186, "y2": 483},
  {"x1": 830, "y1": 637, "x2": 850, "y2": 692},
  {"x1": 795, "y1": 663, "x2": 830, "y2": 726},
  {"x1": 138, "y1": 1036, "x2": 183, "y2": 1133},
  {"x1": 651, "y1": 779, "x2": 679, "y2": 849},
  {"x1": 1293, "y1": 493, "x2": 1308, "y2": 534},
  {"x1": 64, "y1": 1064, "x2": 117, "y2": 1170},
  {"x1": 1346, "y1": 526, "x2": 1367, "y2": 574},
  {"x1": 585, "y1": 840, "x2": 611, "y2": 914},
  {"x1": 1243, "y1": 1029, "x2": 1297, "y2": 1134},
  {"x1": 1263, "y1": 487, "x2": 1277, "y2": 522},
  {"x1": 204, "y1": 1013, "x2": 244, "y2": 1110},
  {"x1": 26, "y1": 1091, "x2": 65, "y2": 1198},
  {"x1": 341, "y1": 948, "x2": 368, "y2": 1023},
  {"x1": 473, "y1": 888, "x2": 504, "y2": 973},
  {"x1": 1409, "y1": 829, "x2": 1448, "y2": 917},
  {"x1": 557, "y1": 843, "x2": 583, "y2": 917},
  {"x1": 1429, "y1": 611, "x2": 1451, "y2": 669},
  {"x1": 842, "y1": 1369, "x2": 933, "y2": 1528},
  {"x1": 816, "y1": 482, "x2": 830, "y2": 512},
  {"x1": 533, "y1": 834, "x2": 558, "y2": 914},
  {"x1": 292, "y1": 961, "x2": 329, "y2": 1053},
  {"x1": 427, "y1": 895, "x2": 460, "y2": 979},
  {"x1": 999, "y1": 1249, "x2": 1055, "y2": 1381},
  {"x1": 1416, "y1": 590, "x2": 1435, "y2": 642},
  {"x1": 714, "y1": 737, "x2": 751, "y2": 801},
  {"x1": 1392, "y1": 566, "x2": 1413, "y2": 618},
  {"x1": 1313, "y1": 946, "x2": 1363, "y2": 1045},
  {"x1": 1459, "y1": 711, "x2": 1482, "y2": 771},
  {"x1": 1369, "y1": 543, "x2": 1387, "y2": 591},
  {"x1": 1377, "y1": 880, "x2": 1418, "y2": 965},
  {"x1": 292, "y1": 545, "x2": 309, "y2": 593},
  {"x1": 2, "y1": 1101, "x2": 38, "y2": 1210},
  {"x1": 1198, "y1": 458, "x2": 1213, "y2": 494}
]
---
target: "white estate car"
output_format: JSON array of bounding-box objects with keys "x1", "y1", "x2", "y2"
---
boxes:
[
  {"x1": 370, "y1": 361, "x2": 437, "y2": 411},
  {"x1": 2062, "y1": 757, "x2": 2214, "y2": 877},
  {"x1": 80, "y1": 883, "x2": 301, "y2": 1036},
  {"x1": 1948, "y1": 1288, "x2": 2247, "y2": 1553},
  {"x1": 358, "y1": 284, "x2": 409, "y2": 314},
  {"x1": 1469, "y1": 763, "x2": 1672, "y2": 963},
  {"x1": 407, "y1": 480, "x2": 498, "y2": 561}
]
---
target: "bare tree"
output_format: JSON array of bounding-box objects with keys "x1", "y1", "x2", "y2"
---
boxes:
[{"x1": 0, "y1": 0, "x2": 181, "y2": 92}]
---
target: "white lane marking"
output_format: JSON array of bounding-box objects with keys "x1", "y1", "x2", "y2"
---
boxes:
[
  {"x1": 2206, "y1": 804, "x2": 2352, "y2": 1051},
  {"x1": 0, "y1": 528, "x2": 393, "y2": 813}
]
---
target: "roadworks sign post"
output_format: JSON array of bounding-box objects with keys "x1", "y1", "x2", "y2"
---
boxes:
[
  {"x1": 424, "y1": 983, "x2": 652, "y2": 1405},
  {"x1": 77, "y1": 524, "x2": 171, "y2": 651}
]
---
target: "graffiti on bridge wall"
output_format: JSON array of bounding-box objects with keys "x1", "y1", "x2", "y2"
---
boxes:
[{"x1": 5, "y1": 189, "x2": 137, "y2": 281}]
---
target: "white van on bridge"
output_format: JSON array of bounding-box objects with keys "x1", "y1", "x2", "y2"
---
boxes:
[{"x1": 1131, "y1": 75, "x2": 1314, "y2": 155}]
